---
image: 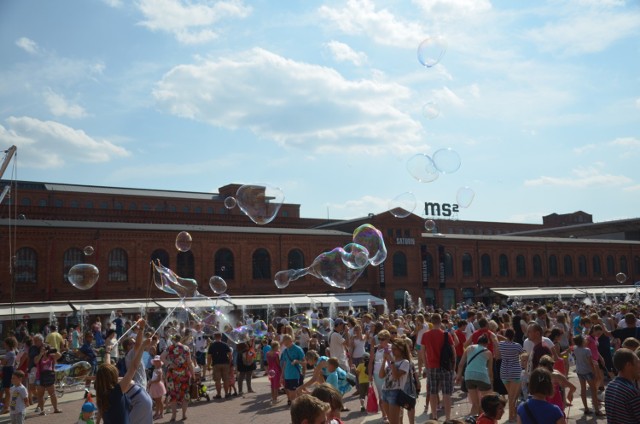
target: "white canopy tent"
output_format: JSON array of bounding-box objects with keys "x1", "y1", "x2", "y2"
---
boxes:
[{"x1": 491, "y1": 285, "x2": 636, "y2": 300}]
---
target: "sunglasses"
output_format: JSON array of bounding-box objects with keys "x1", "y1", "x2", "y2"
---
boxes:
[{"x1": 390, "y1": 332, "x2": 398, "y2": 335}]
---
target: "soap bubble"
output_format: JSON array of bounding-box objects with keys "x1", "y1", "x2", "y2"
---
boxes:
[
  {"x1": 274, "y1": 269, "x2": 307, "y2": 289},
  {"x1": 456, "y1": 187, "x2": 475, "y2": 208},
  {"x1": 67, "y1": 264, "x2": 99, "y2": 290},
  {"x1": 209, "y1": 276, "x2": 228, "y2": 294},
  {"x1": 352, "y1": 224, "x2": 387, "y2": 266},
  {"x1": 252, "y1": 320, "x2": 268, "y2": 337},
  {"x1": 18, "y1": 214, "x2": 26, "y2": 220},
  {"x1": 151, "y1": 260, "x2": 192, "y2": 296},
  {"x1": 417, "y1": 36, "x2": 447, "y2": 67},
  {"x1": 616, "y1": 272, "x2": 627, "y2": 283},
  {"x1": 226, "y1": 325, "x2": 253, "y2": 344},
  {"x1": 224, "y1": 196, "x2": 237, "y2": 209},
  {"x1": 388, "y1": 192, "x2": 416, "y2": 218},
  {"x1": 83, "y1": 245, "x2": 95, "y2": 256},
  {"x1": 175, "y1": 276, "x2": 198, "y2": 298},
  {"x1": 307, "y1": 248, "x2": 366, "y2": 290},
  {"x1": 432, "y1": 148, "x2": 461, "y2": 174},
  {"x1": 422, "y1": 101, "x2": 440, "y2": 120},
  {"x1": 406, "y1": 154, "x2": 439, "y2": 183},
  {"x1": 268, "y1": 369, "x2": 276, "y2": 379},
  {"x1": 424, "y1": 219, "x2": 436, "y2": 231},
  {"x1": 341, "y1": 243, "x2": 370, "y2": 270},
  {"x1": 235, "y1": 184, "x2": 284, "y2": 225},
  {"x1": 175, "y1": 231, "x2": 192, "y2": 252}
]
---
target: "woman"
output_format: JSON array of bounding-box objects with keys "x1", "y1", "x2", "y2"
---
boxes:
[
  {"x1": 237, "y1": 341, "x2": 256, "y2": 395},
  {"x1": 498, "y1": 329, "x2": 523, "y2": 422},
  {"x1": 350, "y1": 325, "x2": 367, "y2": 367},
  {"x1": 413, "y1": 315, "x2": 429, "y2": 376},
  {"x1": 516, "y1": 368, "x2": 566, "y2": 424},
  {"x1": 160, "y1": 334, "x2": 195, "y2": 421},
  {"x1": 538, "y1": 355, "x2": 576, "y2": 417},
  {"x1": 92, "y1": 318, "x2": 104, "y2": 348},
  {"x1": 367, "y1": 329, "x2": 391, "y2": 423},
  {"x1": 1, "y1": 337, "x2": 18, "y2": 414},
  {"x1": 456, "y1": 334, "x2": 493, "y2": 416},
  {"x1": 35, "y1": 342, "x2": 62, "y2": 414},
  {"x1": 477, "y1": 393, "x2": 506, "y2": 424},
  {"x1": 299, "y1": 327, "x2": 311, "y2": 354},
  {"x1": 298, "y1": 350, "x2": 329, "y2": 392},
  {"x1": 379, "y1": 338, "x2": 411, "y2": 424},
  {"x1": 98, "y1": 320, "x2": 151, "y2": 424}
]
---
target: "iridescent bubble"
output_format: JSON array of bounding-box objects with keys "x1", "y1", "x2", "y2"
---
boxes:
[
  {"x1": 307, "y1": 248, "x2": 366, "y2": 290},
  {"x1": 224, "y1": 196, "x2": 237, "y2": 209},
  {"x1": 235, "y1": 184, "x2": 284, "y2": 225},
  {"x1": 616, "y1": 272, "x2": 627, "y2": 283},
  {"x1": 422, "y1": 101, "x2": 440, "y2": 120},
  {"x1": 352, "y1": 224, "x2": 387, "y2": 266},
  {"x1": 226, "y1": 325, "x2": 253, "y2": 344},
  {"x1": 268, "y1": 369, "x2": 276, "y2": 379},
  {"x1": 406, "y1": 154, "x2": 439, "y2": 183},
  {"x1": 274, "y1": 269, "x2": 307, "y2": 289},
  {"x1": 152, "y1": 260, "x2": 180, "y2": 296},
  {"x1": 388, "y1": 192, "x2": 416, "y2": 218},
  {"x1": 456, "y1": 187, "x2": 475, "y2": 208},
  {"x1": 341, "y1": 243, "x2": 370, "y2": 270},
  {"x1": 417, "y1": 36, "x2": 447, "y2": 67},
  {"x1": 424, "y1": 219, "x2": 436, "y2": 232},
  {"x1": 209, "y1": 276, "x2": 228, "y2": 294},
  {"x1": 67, "y1": 264, "x2": 99, "y2": 290},
  {"x1": 175, "y1": 231, "x2": 192, "y2": 252},
  {"x1": 432, "y1": 148, "x2": 461, "y2": 174},
  {"x1": 83, "y1": 245, "x2": 95, "y2": 256},
  {"x1": 175, "y1": 276, "x2": 199, "y2": 298},
  {"x1": 252, "y1": 320, "x2": 268, "y2": 337}
]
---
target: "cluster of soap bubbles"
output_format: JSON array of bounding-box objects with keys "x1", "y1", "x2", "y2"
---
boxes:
[{"x1": 274, "y1": 223, "x2": 387, "y2": 291}]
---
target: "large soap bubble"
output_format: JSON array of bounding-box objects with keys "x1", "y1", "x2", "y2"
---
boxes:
[
  {"x1": 83, "y1": 246, "x2": 94, "y2": 256},
  {"x1": 406, "y1": 154, "x2": 439, "y2": 183},
  {"x1": 68, "y1": 264, "x2": 99, "y2": 290},
  {"x1": 616, "y1": 272, "x2": 628, "y2": 284},
  {"x1": 209, "y1": 276, "x2": 228, "y2": 294},
  {"x1": 422, "y1": 101, "x2": 440, "y2": 120},
  {"x1": 341, "y1": 243, "x2": 370, "y2": 270},
  {"x1": 424, "y1": 219, "x2": 436, "y2": 232},
  {"x1": 307, "y1": 248, "x2": 366, "y2": 289},
  {"x1": 274, "y1": 269, "x2": 308, "y2": 289},
  {"x1": 432, "y1": 148, "x2": 461, "y2": 174},
  {"x1": 152, "y1": 260, "x2": 198, "y2": 297},
  {"x1": 456, "y1": 187, "x2": 475, "y2": 208},
  {"x1": 352, "y1": 224, "x2": 387, "y2": 266},
  {"x1": 417, "y1": 36, "x2": 447, "y2": 67},
  {"x1": 224, "y1": 197, "x2": 237, "y2": 209},
  {"x1": 388, "y1": 192, "x2": 416, "y2": 218},
  {"x1": 235, "y1": 184, "x2": 284, "y2": 225},
  {"x1": 175, "y1": 231, "x2": 192, "y2": 252}
]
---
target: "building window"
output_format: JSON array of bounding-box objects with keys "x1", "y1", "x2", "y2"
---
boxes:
[
  {"x1": 194, "y1": 206, "x2": 202, "y2": 213},
  {"x1": 151, "y1": 249, "x2": 170, "y2": 268},
  {"x1": 207, "y1": 207, "x2": 213, "y2": 214},
  {"x1": 100, "y1": 201, "x2": 108, "y2": 209},
  {"x1": 387, "y1": 229, "x2": 393, "y2": 238},
  {"x1": 404, "y1": 229, "x2": 411, "y2": 237},
  {"x1": 85, "y1": 201, "x2": 94, "y2": 208},
  {"x1": 155, "y1": 204, "x2": 165, "y2": 212},
  {"x1": 54, "y1": 199, "x2": 63, "y2": 207},
  {"x1": 15, "y1": 247, "x2": 37, "y2": 283},
  {"x1": 70, "y1": 200, "x2": 79, "y2": 208},
  {"x1": 288, "y1": 249, "x2": 305, "y2": 270},
  {"x1": 425, "y1": 252, "x2": 434, "y2": 277},
  {"x1": 108, "y1": 248, "x2": 128, "y2": 282},
  {"x1": 499, "y1": 254, "x2": 509, "y2": 277},
  {"x1": 481, "y1": 254, "x2": 492, "y2": 277},
  {"x1": 21, "y1": 197, "x2": 31, "y2": 206},
  {"x1": 424, "y1": 288, "x2": 436, "y2": 306},
  {"x1": 578, "y1": 255, "x2": 587, "y2": 277},
  {"x1": 564, "y1": 255, "x2": 573, "y2": 276},
  {"x1": 214, "y1": 248, "x2": 234, "y2": 280},
  {"x1": 533, "y1": 255, "x2": 543, "y2": 277},
  {"x1": 549, "y1": 255, "x2": 558, "y2": 277},
  {"x1": 252, "y1": 248, "x2": 271, "y2": 279},
  {"x1": 592, "y1": 255, "x2": 602, "y2": 276},
  {"x1": 63, "y1": 248, "x2": 84, "y2": 282},
  {"x1": 462, "y1": 288, "x2": 475, "y2": 305},
  {"x1": 177, "y1": 251, "x2": 195, "y2": 279},
  {"x1": 129, "y1": 202, "x2": 137, "y2": 210},
  {"x1": 396, "y1": 229, "x2": 402, "y2": 238},
  {"x1": 393, "y1": 252, "x2": 408, "y2": 277},
  {"x1": 462, "y1": 253, "x2": 473, "y2": 277},
  {"x1": 444, "y1": 252, "x2": 454, "y2": 277},
  {"x1": 516, "y1": 255, "x2": 526, "y2": 277},
  {"x1": 143, "y1": 204, "x2": 151, "y2": 211},
  {"x1": 38, "y1": 199, "x2": 47, "y2": 207},
  {"x1": 182, "y1": 206, "x2": 190, "y2": 213},
  {"x1": 620, "y1": 256, "x2": 628, "y2": 274},
  {"x1": 606, "y1": 255, "x2": 615, "y2": 276},
  {"x1": 442, "y1": 288, "x2": 456, "y2": 310},
  {"x1": 170, "y1": 205, "x2": 177, "y2": 212},
  {"x1": 114, "y1": 202, "x2": 123, "y2": 210},
  {"x1": 282, "y1": 211, "x2": 289, "y2": 217},
  {"x1": 393, "y1": 290, "x2": 406, "y2": 310}
]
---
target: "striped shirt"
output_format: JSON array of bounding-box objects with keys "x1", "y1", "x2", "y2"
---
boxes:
[
  {"x1": 498, "y1": 341, "x2": 523, "y2": 380},
  {"x1": 604, "y1": 377, "x2": 640, "y2": 424}
]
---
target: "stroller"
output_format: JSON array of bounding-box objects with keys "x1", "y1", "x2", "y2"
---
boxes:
[{"x1": 190, "y1": 366, "x2": 210, "y2": 402}]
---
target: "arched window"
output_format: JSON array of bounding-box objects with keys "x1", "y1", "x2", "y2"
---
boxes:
[
  {"x1": 578, "y1": 255, "x2": 587, "y2": 277},
  {"x1": 15, "y1": 247, "x2": 37, "y2": 283},
  {"x1": 592, "y1": 255, "x2": 602, "y2": 276},
  {"x1": 63, "y1": 248, "x2": 84, "y2": 282},
  {"x1": 635, "y1": 256, "x2": 640, "y2": 275},
  {"x1": 564, "y1": 255, "x2": 573, "y2": 276},
  {"x1": 444, "y1": 252, "x2": 454, "y2": 277},
  {"x1": 462, "y1": 288, "x2": 475, "y2": 305},
  {"x1": 108, "y1": 248, "x2": 128, "y2": 282},
  {"x1": 214, "y1": 248, "x2": 234, "y2": 280},
  {"x1": 252, "y1": 248, "x2": 271, "y2": 279},
  {"x1": 177, "y1": 251, "x2": 195, "y2": 279},
  {"x1": 462, "y1": 253, "x2": 473, "y2": 277},
  {"x1": 533, "y1": 255, "x2": 542, "y2": 277},
  {"x1": 393, "y1": 252, "x2": 408, "y2": 277},
  {"x1": 516, "y1": 255, "x2": 526, "y2": 277},
  {"x1": 481, "y1": 254, "x2": 492, "y2": 277},
  {"x1": 499, "y1": 254, "x2": 509, "y2": 277},
  {"x1": 151, "y1": 249, "x2": 170, "y2": 267},
  {"x1": 425, "y1": 253, "x2": 434, "y2": 277},
  {"x1": 288, "y1": 249, "x2": 305, "y2": 269},
  {"x1": 620, "y1": 256, "x2": 628, "y2": 274},
  {"x1": 549, "y1": 255, "x2": 558, "y2": 277},
  {"x1": 21, "y1": 197, "x2": 31, "y2": 206},
  {"x1": 606, "y1": 255, "x2": 615, "y2": 276}
]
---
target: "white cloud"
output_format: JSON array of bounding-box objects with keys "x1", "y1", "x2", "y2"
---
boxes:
[
  {"x1": 15, "y1": 37, "x2": 39, "y2": 55},
  {"x1": 325, "y1": 41, "x2": 367, "y2": 66},
  {"x1": 609, "y1": 136, "x2": 640, "y2": 148},
  {"x1": 153, "y1": 48, "x2": 423, "y2": 153},
  {"x1": 326, "y1": 195, "x2": 389, "y2": 219},
  {"x1": 573, "y1": 143, "x2": 597, "y2": 154},
  {"x1": 413, "y1": 0, "x2": 492, "y2": 19},
  {"x1": 136, "y1": 0, "x2": 251, "y2": 44},
  {"x1": 0, "y1": 117, "x2": 129, "y2": 168},
  {"x1": 102, "y1": 0, "x2": 123, "y2": 7},
  {"x1": 43, "y1": 89, "x2": 87, "y2": 119},
  {"x1": 431, "y1": 86, "x2": 465, "y2": 108},
  {"x1": 524, "y1": 166, "x2": 631, "y2": 188}
]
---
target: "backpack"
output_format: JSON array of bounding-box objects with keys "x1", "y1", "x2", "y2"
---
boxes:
[
  {"x1": 242, "y1": 348, "x2": 255, "y2": 366},
  {"x1": 116, "y1": 356, "x2": 127, "y2": 377},
  {"x1": 439, "y1": 331, "x2": 455, "y2": 371}
]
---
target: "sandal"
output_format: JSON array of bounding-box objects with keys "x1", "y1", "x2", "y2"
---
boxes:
[{"x1": 595, "y1": 410, "x2": 605, "y2": 417}]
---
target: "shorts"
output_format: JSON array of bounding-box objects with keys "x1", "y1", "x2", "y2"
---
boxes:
[
  {"x1": 465, "y1": 379, "x2": 492, "y2": 391},
  {"x1": 427, "y1": 368, "x2": 454, "y2": 395},
  {"x1": 2, "y1": 366, "x2": 14, "y2": 388},
  {"x1": 195, "y1": 351, "x2": 206, "y2": 366},
  {"x1": 284, "y1": 375, "x2": 304, "y2": 391},
  {"x1": 358, "y1": 382, "x2": 370, "y2": 400},
  {"x1": 381, "y1": 389, "x2": 401, "y2": 405},
  {"x1": 212, "y1": 364, "x2": 230, "y2": 385},
  {"x1": 39, "y1": 370, "x2": 55, "y2": 388},
  {"x1": 577, "y1": 372, "x2": 594, "y2": 381},
  {"x1": 502, "y1": 378, "x2": 521, "y2": 384}
]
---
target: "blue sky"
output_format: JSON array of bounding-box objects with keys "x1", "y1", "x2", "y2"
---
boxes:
[{"x1": 0, "y1": 0, "x2": 638, "y2": 224}]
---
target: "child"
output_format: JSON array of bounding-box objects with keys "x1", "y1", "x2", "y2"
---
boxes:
[
  {"x1": 538, "y1": 355, "x2": 576, "y2": 416},
  {"x1": 573, "y1": 335, "x2": 604, "y2": 416},
  {"x1": 261, "y1": 338, "x2": 271, "y2": 374},
  {"x1": 228, "y1": 347, "x2": 238, "y2": 396},
  {"x1": 325, "y1": 358, "x2": 342, "y2": 394},
  {"x1": 354, "y1": 352, "x2": 370, "y2": 412},
  {"x1": 266, "y1": 341, "x2": 282, "y2": 405},
  {"x1": 77, "y1": 401, "x2": 96, "y2": 424},
  {"x1": 9, "y1": 370, "x2": 28, "y2": 424},
  {"x1": 148, "y1": 355, "x2": 166, "y2": 420}
]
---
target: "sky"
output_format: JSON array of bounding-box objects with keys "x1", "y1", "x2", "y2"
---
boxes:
[{"x1": 0, "y1": 0, "x2": 639, "y2": 225}]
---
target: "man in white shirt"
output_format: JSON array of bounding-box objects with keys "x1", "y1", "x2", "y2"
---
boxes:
[
  {"x1": 464, "y1": 310, "x2": 476, "y2": 339},
  {"x1": 329, "y1": 318, "x2": 349, "y2": 371},
  {"x1": 193, "y1": 323, "x2": 208, "y2": 378}
]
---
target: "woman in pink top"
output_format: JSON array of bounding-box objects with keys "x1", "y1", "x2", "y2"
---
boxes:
[{"x1": 587, "y1": 325, "x2": 606, "y2": 391}]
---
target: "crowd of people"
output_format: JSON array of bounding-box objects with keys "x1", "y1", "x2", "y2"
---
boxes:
[{"x1": 1, "y1": 297, "x2": 640, "y2": 423}]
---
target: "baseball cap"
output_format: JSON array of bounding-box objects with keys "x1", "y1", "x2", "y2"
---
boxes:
[
  {"x1": 82, "y1": 402, "x2": 97, "y2": 413},
  {"x1": 334, "y1": 318, "x2": 345, "y2": 326}
]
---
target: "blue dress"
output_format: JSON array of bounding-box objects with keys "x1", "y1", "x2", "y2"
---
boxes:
[{"x1": 102, "y1": 384, "x2": 130, "y2": 424}]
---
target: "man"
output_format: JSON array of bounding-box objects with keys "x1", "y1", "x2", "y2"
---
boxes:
[
  {"x1": 193, "y1": 323, "x2": 208, "y2": 379},
  {"x1": 290, "y1": 394, "x2": 330, "y2": 424},
  {"x1": 45, "y1": 325, "x2": 63, "y2": 353},
  {"x1": 207, "y1": 331, "x2": 231, "y2": 399},
  {"x1": 112, "y1": 311, "x2": 124, "y2": 339},
  {"x1": 281, "y1": 334, "x2": 305, "y2": 404},
  {"x1": 604, "y1": 348, "x2": 640, "y2": 423},
  {"x1": 464, "y1": 310, "x2": 476, "y2": 339},
  {"x1": 612, "y1": 313, "x2": 640, "y2": 343},
  {"x1": 421, "y1": 313, "x2": 455, "y2": 422},
  {"x1": 464, "y1": 318, "x2": 498, "y2": 354},
  {"x1": 123, "y1": 333, "x2": 148, "y2": 389},
  {"x1": 523, "y1": 323, "x2": 553, "y2": 371},
  {"x1": 328, "y1": 318, "x2": 349, "y2": 371}
]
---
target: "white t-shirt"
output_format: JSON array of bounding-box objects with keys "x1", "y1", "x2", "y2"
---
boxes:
[
  {"x1": 383, "y1": 359, "x2": 410, "y2": 390},
  {"x1": 329, "y1": 331, "x2": 347, "y2": 364},
  {"x1": 522, "y1": 337, "x2": 554, "y2": 355},
  {"x1": 10, "y1": 384, "x2": 28, "y2": 414},
  {"x1": 193, "y1": 330, "x2": 207, "y2": 353},
  {"x1": 415, "y1": 324, "x2": 429, "y2": 347}
]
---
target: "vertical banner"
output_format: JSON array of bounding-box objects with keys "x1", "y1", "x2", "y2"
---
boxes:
[
  {"x1": 438, "y1": 245, "x2": 446, "y2": 288},
  {"x1": 379, "y1": 262, "x2": 385, "y2": 288},
  {"x1": 421, "y1": 245, "x2": 428, "y2": 287}
]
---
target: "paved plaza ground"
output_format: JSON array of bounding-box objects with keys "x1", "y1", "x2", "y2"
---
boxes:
[{"x1": 0, "y1": 368, "x2": 608, "y2": 424}]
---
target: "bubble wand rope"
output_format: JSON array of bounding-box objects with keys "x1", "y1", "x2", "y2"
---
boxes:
[
  {"x1": 114, "y1": 318, "x2": 147, "y2": 345},
  {"x1": 150, "y1": 299, "x2": 185, "y2": 338}
]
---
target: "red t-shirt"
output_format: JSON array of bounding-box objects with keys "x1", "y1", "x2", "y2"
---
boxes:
[
  {"x1": 476, "y1": 413, "x2": 495, "y2": 424},
  {"x1": 471, "y1": 328, "x2": 496, "y2": 354},
  {"x1": 421, "y1": 329, "x2": 454, "y2": 369},
  {"x1": 454, "y1": 329, "x2": 466, "y2": 357}
]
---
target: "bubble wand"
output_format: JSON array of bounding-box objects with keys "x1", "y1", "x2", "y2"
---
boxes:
[
  {"x1": 115, "y1": 318, "x2": 145, "y2": 345},
  {"x1": 151, "y1": 299, "x2": 185, "y2": 338}
]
